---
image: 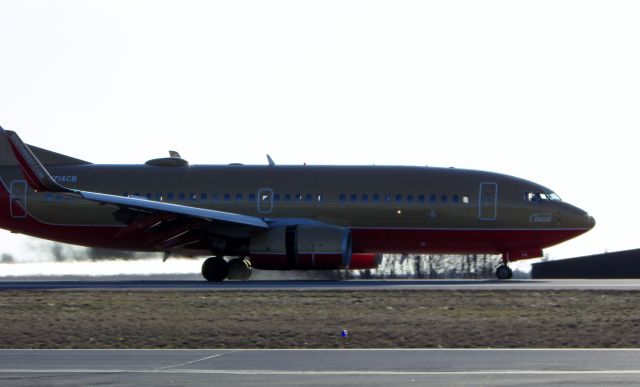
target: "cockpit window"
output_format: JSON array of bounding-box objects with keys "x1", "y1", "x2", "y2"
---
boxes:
[
  {"x1": 524, "y1": 192, "x2": 562, "y2": 202},
  {"x1": 547, "y1": 192, "x2": 562, "y2": 201}
]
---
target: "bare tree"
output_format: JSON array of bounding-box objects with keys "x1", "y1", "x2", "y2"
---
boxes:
[
  {"x1": 362, "y1": 254, "x2": 507, "y2": 279},
  {"x1": 1, "y1": 253, "x2": 14, "y2": 263}
]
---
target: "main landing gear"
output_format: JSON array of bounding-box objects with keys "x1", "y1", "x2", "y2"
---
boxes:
[
  {"x1": 495, "y1": 253, "x2": 513, "y2": 280},
  {"x1": 201, "y1": 256, "x2": 252, "y2": 282}
]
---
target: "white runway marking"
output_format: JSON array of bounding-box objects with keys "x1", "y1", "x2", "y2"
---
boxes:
[
  {"x1": 156, "y1": 351, "x2": 235, "y2": 370},
  {"x1": 2, "y1": 369, "x2": 640, "y2": 376}
]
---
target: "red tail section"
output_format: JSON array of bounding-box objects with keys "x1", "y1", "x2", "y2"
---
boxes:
[{"x1": 0, "y1": 127, "x2": 70, "y2": 193}]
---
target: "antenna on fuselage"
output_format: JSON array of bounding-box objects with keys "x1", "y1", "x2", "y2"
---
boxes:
[{"x1": 267, "y1": 154, "x2": 276, "y2": 167}]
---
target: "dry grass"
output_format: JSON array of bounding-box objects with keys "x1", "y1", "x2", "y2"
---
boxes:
[{"x1": 1, "y1": 290, "x2": 640, "y2": 348}]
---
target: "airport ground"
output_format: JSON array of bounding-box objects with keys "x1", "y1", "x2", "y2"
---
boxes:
[
  {"x1": 1, "y1": 288, "x2": 640, "y2": 349},
  {"x1": 4, "y1": 348, "x2": 640, "y2": 386}
]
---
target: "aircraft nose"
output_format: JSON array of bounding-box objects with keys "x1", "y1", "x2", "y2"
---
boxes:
[{"x1": 586, "y1": 214, "x2": 596, "y2": 229}]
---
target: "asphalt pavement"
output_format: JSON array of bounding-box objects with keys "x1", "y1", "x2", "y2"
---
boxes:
[
  {"x1": 3, "y1": 278, "x2": 640, "y2": 290},
  {"x1": 1, "y1": 349, "x2": 640, "y2": 386}
]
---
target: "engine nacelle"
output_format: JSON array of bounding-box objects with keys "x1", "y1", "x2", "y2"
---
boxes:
[{"x1": 249, "y1": 225, "x2": 352, "y2": 270}]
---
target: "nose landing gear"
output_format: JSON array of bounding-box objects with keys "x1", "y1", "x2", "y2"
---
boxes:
[
  {"x1": 496, "y1": 253, "x2": 513, "y2": 280},
  {"x1": 496, "y1": 265, "x2": 513, "y2": 280}
]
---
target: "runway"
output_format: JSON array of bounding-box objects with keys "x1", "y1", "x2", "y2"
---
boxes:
[
  {"x1": 1, "y1": 349, "x2": 640, "y2": 386},
  {"x1": 2, "y1": 278, "x2": 640, "y2": 291}
]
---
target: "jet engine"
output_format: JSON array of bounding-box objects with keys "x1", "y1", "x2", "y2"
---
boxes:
[{"x1": 249, "y1": 225, "x2": 353, "y2": 270}]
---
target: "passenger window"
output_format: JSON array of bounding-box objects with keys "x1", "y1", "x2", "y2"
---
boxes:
[
  {"x1": 249, "y1": 193, "x2": 256, "y2": 202},
  {"x1": 211, "y1": 193, "x2": 219, "y2": 202},
  {"x1": 123, "y1": 192, "x2": 128, "y2": 197},
  {"x1": 418, "y1": 194, "x2": 425, "y2": 203},
  {"x1": 453, "y1": 195, "x2": 459, "y2": 203},
  {"x1": 395, "y1": 194, "x2": 402, "y2": 202},
  {"x1": 362, "y1": 194, "x2": 369, "y2": 202},
  {"x1": 296, "y1": 193, "x2": 303, "y2": 201},
  {"x1": 463, "y1": 195, "x2": 470, "y2": 204},
  {"x1": 284, "y1": 194, "x2": 292, "y2": 202},
  {"x1": 200, "y1": 193, "x2": 208, "y2": 201},
  {"x1": 156, "y1": 193, "x2": 163, "y2": 201},
  {"x1": 372, "y1": 194, "x2": 380, "y2": 202},
  {"x1": 350, "y1": 194, "x2": 357, "y2": 202},
  {"x1": 316, "y1": 194, "x2": 323, "y2": 202},
  {"x1": 407, "y1": 195, "x2": 414, "y2": 203},
  {"x1": 224, "y1": 193, "x2": 231, "y2": 202},
  {"x1": 235, "y1": 193, "x2": 243, "y2": 202},
  {"x1": 339, "y1": 194, "x2": 346, "y2": 203},
  {"x1": 178, "y1": 193, "x2": 185, "y2": 201},
  {"x1": 430, "y1": 194, "x2": 437, "y2": 203},
  {"x1": 305, "y1": 194, "x2": 312, "y2": 202},
  {"x1": 274, "y1": 193, "x2": 281, "y2": 202},
  {"x1": 167, "y1": 193, "x2": 175, "y2": 202},
  {"x1": 441, "y1": 195, "x2": 448, "y2": 203},
  {"x1": 384, "y1": 194, "x2": 392, "y2": 203}
]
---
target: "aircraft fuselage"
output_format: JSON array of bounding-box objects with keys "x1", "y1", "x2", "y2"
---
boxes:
[{"x1": 0, "y1": 163, "x2": 595, "y2": 261}]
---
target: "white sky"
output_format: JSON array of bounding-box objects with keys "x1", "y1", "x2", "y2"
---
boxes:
[{"x1": 0, "y1": 1, "x2": 638, "y2": 263}]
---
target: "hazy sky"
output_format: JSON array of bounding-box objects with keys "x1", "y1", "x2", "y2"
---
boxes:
[{"x1": 0, "y1": 1, "x2": 638, "y2": 262}]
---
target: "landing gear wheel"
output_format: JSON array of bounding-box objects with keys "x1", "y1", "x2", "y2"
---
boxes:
[
  {"x1": 227, "y1": 258, "x2": 252, "y2": 281},
  {"x1": 201, "y1": 256, "x2": 229, "y2": 282},
  {"x1": 496, "y1": 265, "x2": 513, "y2": 280}
]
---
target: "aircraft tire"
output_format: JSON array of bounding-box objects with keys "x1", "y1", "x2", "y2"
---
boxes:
[
  {"x1": 496, "y1": 265, "x2": 513, "y2": 280},
  {"x1": 227, "y1": 258, "x2": 252, "y2": 281},
  {"x1": 202, "y1": 256, "x2": 229, "y2": 282}
]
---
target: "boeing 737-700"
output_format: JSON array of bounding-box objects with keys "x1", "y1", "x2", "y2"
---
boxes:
[{"x1": 0, "y1": 126, "x2": 595, "y2": 280}]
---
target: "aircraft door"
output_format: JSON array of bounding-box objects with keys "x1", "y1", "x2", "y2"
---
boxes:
[
  {"x1": 257, "y1": 188, "x2": 273, "y2": 214},
  {"x1": 10, "y1": 180, "x2": 27, "y2": 218},
  {"x1": 479, "y1": 182, "x2": 497, "y2": 221}
]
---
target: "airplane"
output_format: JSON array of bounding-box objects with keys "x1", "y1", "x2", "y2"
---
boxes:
[{"x1": 0, "y1": 126, "x2": 595, "y2": 281}]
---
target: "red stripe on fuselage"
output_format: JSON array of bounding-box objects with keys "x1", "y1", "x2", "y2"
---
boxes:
[{"x1": 351, "y1": 228, "x2": 589, "y2": 257}]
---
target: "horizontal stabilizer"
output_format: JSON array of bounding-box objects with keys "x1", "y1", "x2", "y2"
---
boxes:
[
  {"x1": 0, "y1": 127, "x2": 90, "y2": 167},
  {"x1": 28, "y1": 144, "x2": 91, "y2": 166},
  {"x1": 1, "y1": 128, "x2": 71, "y2": 192}
]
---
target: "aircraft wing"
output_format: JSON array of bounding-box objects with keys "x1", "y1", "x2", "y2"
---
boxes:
[
  {"x1": 1, "y1": 127, "x2": 269, "y2": 230},
  {"x1": 80, "y1": 191, "x2": 268, "y2": 228}
]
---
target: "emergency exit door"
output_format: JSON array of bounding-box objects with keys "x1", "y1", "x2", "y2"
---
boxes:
[
  {"x1": 257, "y1": 188, "x2": 273, "y2": 214},
  {"x1": 479, "y1": 182, "x2": 497, "y2": 221}
]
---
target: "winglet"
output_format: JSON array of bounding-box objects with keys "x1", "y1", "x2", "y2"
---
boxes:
[{"x1": 0, "y1": 126, "x2": 70, "y2": 192}]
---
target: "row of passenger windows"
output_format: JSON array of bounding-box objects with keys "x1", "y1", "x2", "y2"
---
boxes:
[
  {"x1": 116, "y1": 192, "x2": 470, "y2": 205},
  {"x1": 339, "y1": 193, "x2": 470, "y2": 204},
  {"x1": 44, "y1": 191, "x2": 471, "y2": 205}
]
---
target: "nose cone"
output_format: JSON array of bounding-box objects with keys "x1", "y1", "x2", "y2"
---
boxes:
[{"x1": 563, "y1": 203, "x2": 595, "y2": 230}]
